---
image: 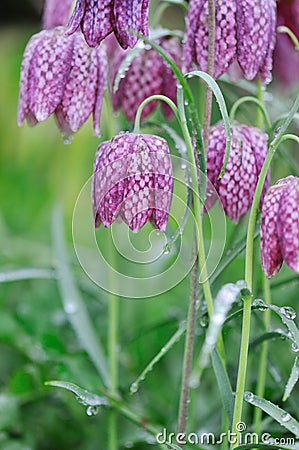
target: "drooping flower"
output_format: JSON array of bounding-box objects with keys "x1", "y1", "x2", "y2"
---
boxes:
[
  {"x1": 206, "y1": 121, "x2": 269, "y2": 223},
  {"x1": 42, "y1": 0, "x2": 73, "y2": 29},
  {"x1": 273, "y1": 0, "x2": 299, "y2": 87},
  {"x1": 183, "y1": 0, "x2": 276, "y2": 83},
  {"x1": 108, "y1": 35, "x2": 181, "y2": 122},
  {"x1": 92, "y1": 132, "x2": 173, "y2": 232},
  {"x1": 66, "y1": 0, "x2": 150, "y2": 49},
  {"x1": 260, "y1": 176, "x2": 299, "y2": 278},
  {"x1": 17, "y1": 27, "x2": 107, "y2": 137}
]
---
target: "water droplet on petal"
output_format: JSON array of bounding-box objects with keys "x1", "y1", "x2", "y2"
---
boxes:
[{"x1": 63, "y1": 134, "x2": 73, "y2": 145}]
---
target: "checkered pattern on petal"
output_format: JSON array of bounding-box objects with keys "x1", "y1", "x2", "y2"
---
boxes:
[
  {"x1": 260, "y1": 179, "x2": 289, "y2": 277},
  {"x1": 43, "y1": 0, "x2": 73, "y2": 29},
  {"x1": 27, "y1": 28, "x2": 74, "y2": 123},
  {"x1": 112, "y1": 0, "x2": 149, "y2": 49},
  {"x1": 67, "y1": 0, "x2": 113, "y2": 47},
  {"x1": 207, "y1": 121, "x2": 269, "y2": 223},
  {"x1": 236, "y1": 0, "x2": 276, "y2": 81},
  {"x1": 184, "y1": 0, "x2": 237, "y2": 78},
  {"x1": 277, "y1": 177, "x2": 299, "y2": 273},
  {"x1": 92, "y1": 133, "x2": 173, "y2": 232}
]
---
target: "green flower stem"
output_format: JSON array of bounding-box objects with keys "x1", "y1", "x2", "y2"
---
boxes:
[
  {"x1": 279, "y1": 133, "x2": 299, "y2": 146},
  {"x1": 229, "y1": 96, "x2": 272, "y2": 133},
  {"x1": 106, "y1": 97, "x2": 119, "y2": 450},
  {"x1": 133, "y1": 95, "x2": 179, "y2": 134},
  {"x1": 231, "y1": 90, "x2": 299, "y2": 449},
  {"x1": 278, "y1": 26, "x2": 299, "y2": 53},
  {"x1": 254, "y1": 274, "x2": 271, "y2": 435},
  {"x1": 176, "y1": 86, "x2": 216, "y2": 439}
]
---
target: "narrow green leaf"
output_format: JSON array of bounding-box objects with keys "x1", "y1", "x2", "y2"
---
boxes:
[
  {"x1": 244, "y1": 392, "x2": 299, "y2": 437},
  {"x1": 52, "y1": 205, "x2": 109, "y2": 386},
  {"x1": 211, "y1": 348, "x2": 234, "y2": 424},
  {"x1": 45, "y1": 380, "x2": 108, "y2": 406},
  {"x1": 130, "y1": 322, "x2": 186, "y2": 394},
  {"x1": 185, "y1": 70, "x2": 231, "y2": 176},
  {"x1": 0, "y1": 268, "x2": 55, "y2": 283},
  {"x1": 283, "y1": 357, "x2": 299, "y2": 402}
]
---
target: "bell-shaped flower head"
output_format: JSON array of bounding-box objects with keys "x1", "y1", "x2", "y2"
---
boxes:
[
  {"x1": 183, "y1": 0, "x2": 276, "y2": 83},
  {"x1": 206, "y1": 121, "x2": 269, "y2": 222},
  {"x1": 260, "y1": 176, "x2": 299, "y2": 277},
  {"x1": 66, "y1": 0, "x2": 150, "y2": 49},
  {"x1": 109, "y1": 35, "x2": 182, "y2": 122},
  {"x1": 17, "y1": 27, "x2": 107, "y2": 137},
  {"x1": 92, "y1": 132, "x2": 173, "y2": 232}
]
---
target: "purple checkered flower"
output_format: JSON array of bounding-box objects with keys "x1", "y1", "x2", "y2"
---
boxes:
[
  {"x1": 183, "y1": 0, "x2": 276, "y2": 83},
  {"x1": 260, "y1": 176, "x2": 299, "y2": 278},
  {"x1": 108, "y1": 35, "x2": 181, "y2": 122},
  {"x1": 66, "y1": 0, "x2": 149, "y2": 49},
  {"x1": 92, "y1": 132, "x2": 173, "y2": 232},
  {"x1": 206, "y1": 121, "x2": 269, "y2": 223},
  {"x1": 17, "y1": 27, "x2": 107, "y2": 137},
  {"x1": 42, "y1": 0, "x2": 73, "y2": 29}
]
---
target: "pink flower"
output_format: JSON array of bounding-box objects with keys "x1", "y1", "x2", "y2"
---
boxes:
[
  {"x1": 92, "y1": 132, "x2": 173, "y2": 232},
  {"x1": 260, "y1": 176, "x2": 299, "y2": 277},
  {"x1": 66, "y1": 0, "x2": 150, "y2": 49},
  {"x1": 207, "y1": 121, "x2": 269, "y2": 222},
  {"x1": 17, "y1": 27, "x2": 107, "y2": 136},
  {"x1": 108, "y1": 35, "x2": 181, "y2": 122},
  {"x1": 183, "y1": 0, "x2": 276, "y2": 83},
  {"x1": 42, "y1": 0, "x2": 73, "y2": 29}
]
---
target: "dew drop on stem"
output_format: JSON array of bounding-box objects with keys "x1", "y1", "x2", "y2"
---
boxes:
[{"x1": 243, "y1": 391, "x2": 254, "y2": 403}]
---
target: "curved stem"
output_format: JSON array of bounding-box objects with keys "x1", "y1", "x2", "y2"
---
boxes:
[
  {"x1": 278, "y1": 26, "x2": 299, "y2": 53},
  {"x1": 133, "y1": 94, "x2": 179, "y2": 134},
  {"x1": 231, "y1": 89, "x2": 299, "y2": 448},
  {"x1": 229, "y1": 96, "x2": 272, "y2": 133},
  {"x1": 279, "y1": 133, "x2": 299, "y2": 146}
]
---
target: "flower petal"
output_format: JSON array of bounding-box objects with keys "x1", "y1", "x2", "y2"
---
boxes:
[
  {"x1": 277, "y1": 177, "x2": 299, "y2": 273},
  {"x1": 112, "y1": 0, "x2": 149, "y2": 49},
  {"x1": 67, "y1": 0, "x2": 113, "y2": 47},
  {"x1": 17, "y1": 32, "x2": 42, "y2": 126},
  {"x1": 237, "y1": 0, "x2": 276, "y2": 81},
  {"x1": 27, "y1": 28, "x2": 74, "y2": 122},
  {"x1": 43, "y1": 0, "x2": 73, "y2": 29},
  {"x1": 260, "y1": 179, "x2": 289, "y2": 277}
]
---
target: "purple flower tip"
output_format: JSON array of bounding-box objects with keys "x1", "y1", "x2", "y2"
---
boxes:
[
  {"x1": 17, "y1": 27, "x2": 107, "y2": 137},
  {"x1": 66, "y1": 0, "x2": 150, "y2": 49},
  {"x1": 207, "y1": 121, "x2": 269, "y2": 223},
  {"x1": 92, "y1": 132, "x2": 173, "y2": 232},
  {"x1": 261, "y1": 176, "x2": 299, "y2": 278}
]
